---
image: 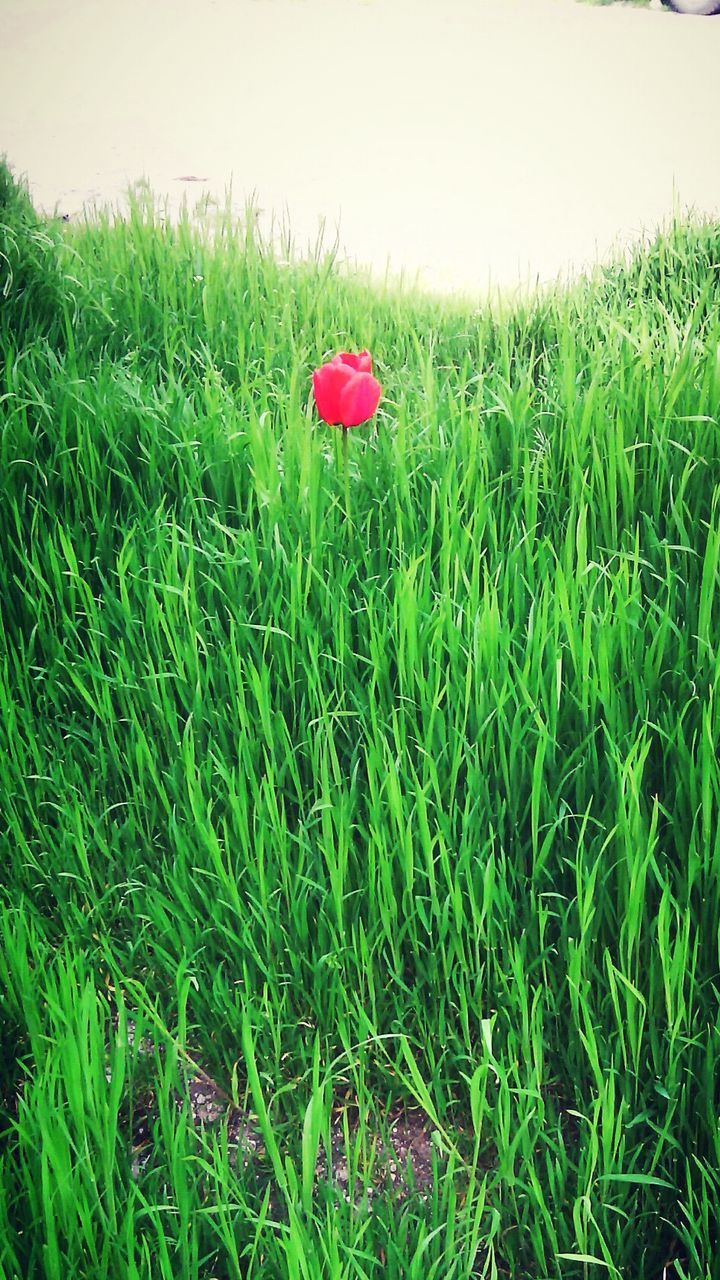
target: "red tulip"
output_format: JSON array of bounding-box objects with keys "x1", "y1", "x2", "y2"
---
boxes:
[{"x1": 312, "y1": 350, "x2": 382, "y2": 428}]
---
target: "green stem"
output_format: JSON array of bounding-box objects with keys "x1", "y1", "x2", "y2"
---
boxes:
[{"x1": 342, "y1": 426, "x2": 351, "y2": 527}]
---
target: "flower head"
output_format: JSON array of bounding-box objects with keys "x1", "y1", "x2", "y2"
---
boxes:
[{"x1": 312, "y1": 350, "x2": 381, "y2": 428}]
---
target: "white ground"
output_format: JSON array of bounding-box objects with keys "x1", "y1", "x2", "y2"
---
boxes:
[{"x1": 2, "y1": 0, "x2": 719, "y2": 298}]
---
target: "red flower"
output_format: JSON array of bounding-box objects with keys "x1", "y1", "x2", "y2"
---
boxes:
[{"x1": 312, "y1": 350, "x2": 382, "y2": 428}]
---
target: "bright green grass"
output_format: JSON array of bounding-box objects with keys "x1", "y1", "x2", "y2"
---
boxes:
[{"x1": 1, "y1": 163, "x2": 720, "y2": 1280}]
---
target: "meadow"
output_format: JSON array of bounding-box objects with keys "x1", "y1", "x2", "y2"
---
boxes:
[{"x1": 1, "y1": 164, "x2": 719, "y2": 1279}]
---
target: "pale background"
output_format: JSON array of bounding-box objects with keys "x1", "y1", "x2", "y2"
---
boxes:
[{"x1": 2, "y1": 0, "x2": 719, "y2": 297}]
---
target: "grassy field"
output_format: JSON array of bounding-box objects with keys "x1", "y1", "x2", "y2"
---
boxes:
[{"x1": 1, "y1": 164, "x2": 720, "y2": 1280}]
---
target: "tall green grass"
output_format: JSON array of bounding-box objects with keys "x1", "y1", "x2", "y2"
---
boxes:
[{"x1": 1, "y1": 164, "x2": 719, "y2": 1278}]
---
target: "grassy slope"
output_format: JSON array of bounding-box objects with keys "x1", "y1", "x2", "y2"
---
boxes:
[{"x1": 1, "y1": 166, "x2": 719, "y2": 1279}]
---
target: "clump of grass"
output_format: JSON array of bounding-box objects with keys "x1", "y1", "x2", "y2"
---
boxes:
[{"x1": 1, "y1": 163, "x2": 719, "y2": 1278}]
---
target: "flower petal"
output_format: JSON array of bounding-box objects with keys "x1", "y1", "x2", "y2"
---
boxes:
[
  {"x1": 338, "y1": 372, "x2": 382, "y2": 427},
  {"x1": 313, "y1": 361, "x2": 355, "y2": 425},
  {"x1": 337, "y1": 350, "x2": 373, "y2": 373}
]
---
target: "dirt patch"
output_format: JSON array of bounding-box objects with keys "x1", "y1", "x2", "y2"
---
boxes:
[
  {"x1": 114, "y1": 1020, "x2": 469, "y2": 1207},
  {"x1": 314, "y1": 1101, "x2": 451, "y2": 1208},
  {"x1": 111, "y1": 1022, "x2": 582, "y2": 1219}
]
